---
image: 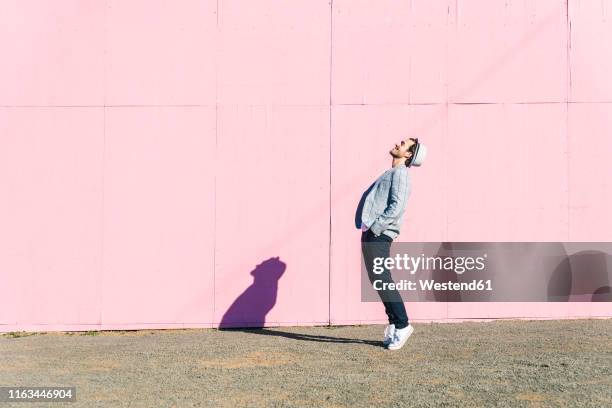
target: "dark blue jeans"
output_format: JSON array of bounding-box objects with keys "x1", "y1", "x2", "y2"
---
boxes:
[{"x1": 361, "y1": 229, "x2": 409, "y2": 329}]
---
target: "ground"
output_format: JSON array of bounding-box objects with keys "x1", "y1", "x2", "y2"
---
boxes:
[{"x1": 1, "y1": 319, "x2": 611, "y2": 407}]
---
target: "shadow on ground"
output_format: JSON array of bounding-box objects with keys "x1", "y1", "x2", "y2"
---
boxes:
[{"x1": 220, "y1": 327, "x2": 382, "y2": 348}]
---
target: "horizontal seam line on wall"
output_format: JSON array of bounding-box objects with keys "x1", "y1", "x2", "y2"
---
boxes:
[{"x1": 2, "y1": 101, "x2": 612, "y2": 108}]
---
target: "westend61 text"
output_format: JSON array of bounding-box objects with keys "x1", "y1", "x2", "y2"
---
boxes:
[{"x1": 372, "y1": 279, "x2": 493, "y2": 291}]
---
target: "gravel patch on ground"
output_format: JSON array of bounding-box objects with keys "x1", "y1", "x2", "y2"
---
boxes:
[{"x1": 1, "y1": 319, "x2": 611, "y2": 407}]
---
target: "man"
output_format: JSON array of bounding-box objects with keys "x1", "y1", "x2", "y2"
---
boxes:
[{"x1": 356, "y1": 137, "x2": 427, "y2": 350}]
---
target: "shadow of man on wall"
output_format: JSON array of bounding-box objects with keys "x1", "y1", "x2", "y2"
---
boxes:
[
  {"x1": 219, "y1": 257, "x2": 287, "y2": 329},
  {"x1": 219, "y1": 256, "x2": 382, "y2": 347}
]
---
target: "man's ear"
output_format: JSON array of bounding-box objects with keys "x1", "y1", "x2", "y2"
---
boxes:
[{"x1": 405, "y1": 151, "x2": 413, "y2": 159}]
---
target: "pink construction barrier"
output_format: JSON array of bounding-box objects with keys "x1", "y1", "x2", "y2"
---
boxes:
[{"x1": 1, "y1": 0, "x2": 611, "y2": 332}]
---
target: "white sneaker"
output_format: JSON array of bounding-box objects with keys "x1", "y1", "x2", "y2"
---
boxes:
[
  {"x1": 382, "y1": 324, "x2": 395, "y2": 347},
  {"x1": 387, "y1": 324, "x2": 414, "y2": 351}
]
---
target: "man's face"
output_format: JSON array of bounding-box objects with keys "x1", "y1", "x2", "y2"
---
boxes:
[{"x1": 389, "y1": 138, "x2": 416, "y2": 160}]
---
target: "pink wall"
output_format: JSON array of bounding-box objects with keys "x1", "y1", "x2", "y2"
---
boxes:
[{"x1": 1, "y1": 0, "x2": 611, "y2": 333}]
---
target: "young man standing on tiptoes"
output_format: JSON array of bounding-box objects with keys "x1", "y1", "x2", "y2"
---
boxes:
[{"x1": 357, "y1": 137, "x2": 427, "y2": 350}]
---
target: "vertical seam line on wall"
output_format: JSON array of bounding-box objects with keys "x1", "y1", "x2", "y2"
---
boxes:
[
  {"x1": 213, "y1": 0, "x2": 220, "y2": 325},
  {"x1": 446, "y1": 0, "x2": 454, "y2": 321},
  {"x1": 328, "y1": 0, "x2": 334, "y2": 326},
  {"x1": 446, "y1": 0, "x2": 453, "y2": 245},
  {"x1": 99, "y1": 0, "x2": 108, "y2": 330},
  {"x1": 566, "y1": 0, "x2": 571, "y2": 241}
]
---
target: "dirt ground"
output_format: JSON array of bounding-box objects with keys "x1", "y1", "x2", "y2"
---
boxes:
[{"x1": 1, "y1": 319, "x2": 611, "y2": 407}]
